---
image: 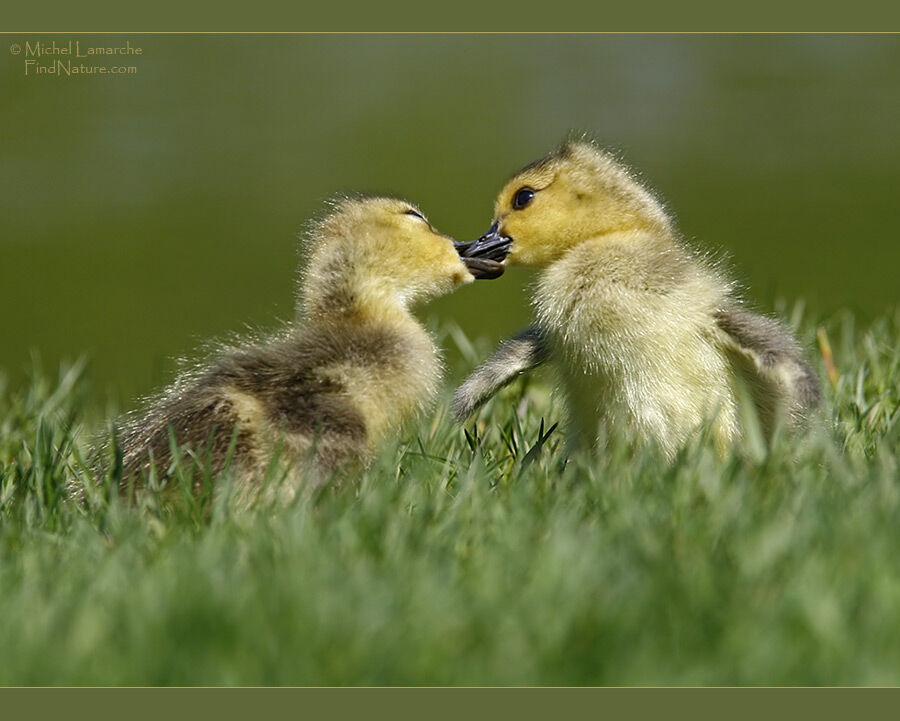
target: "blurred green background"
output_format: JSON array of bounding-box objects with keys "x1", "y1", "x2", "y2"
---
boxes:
[{"x1": 2, "y1": 35, "x2": 898, "y2": 406}]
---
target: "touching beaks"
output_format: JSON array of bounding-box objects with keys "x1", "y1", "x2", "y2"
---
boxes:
[{"x1": 454, "y1": 223, "x2": 512, "y2": 280}]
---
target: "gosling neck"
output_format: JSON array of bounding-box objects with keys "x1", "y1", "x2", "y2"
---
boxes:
[
  {"x1": 300, "y1": 281, "x2": 416, "y2": 329},
  {"x1": 543, "y1": 219, "x2": 678, "y2": 266}
]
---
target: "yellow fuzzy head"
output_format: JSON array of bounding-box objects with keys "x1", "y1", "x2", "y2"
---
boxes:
[
  {"x1": 300, "y1": 196, "x2": 473, "y2": 319},
  {"x1": 490, "y1": 140, "x2": 673, "y2": 268}
]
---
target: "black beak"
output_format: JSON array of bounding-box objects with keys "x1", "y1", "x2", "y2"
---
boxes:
[{"x1": 454, "y1": 223, "x2": 512, "y2": 280}]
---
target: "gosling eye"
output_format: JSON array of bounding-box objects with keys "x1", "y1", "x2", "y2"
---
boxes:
[
  {"x1": 512, "y1": 187, "x2": 535, "y2": 210},
  {"x1": 405, "y1": 209, "x2": 426, "y2": 221}
]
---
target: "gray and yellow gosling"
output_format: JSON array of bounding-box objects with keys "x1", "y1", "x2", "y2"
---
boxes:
[
  {"x1": 112, "y1": 197, "x2": 478, "y2": 497},
  {"x1": 454, "y1": 140, "x2": 821, "y2": 459}
]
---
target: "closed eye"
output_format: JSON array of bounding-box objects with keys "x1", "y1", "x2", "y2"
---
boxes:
[{"x1": 405, "y1": 209, "x2": 426, "y2": 221}]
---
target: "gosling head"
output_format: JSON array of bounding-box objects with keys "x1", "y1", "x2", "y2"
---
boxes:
[
  {"x1": 299, "y1": 196, "x2": 474, "y2": 320},
  {"x1": 461, "y1": 139, "x2": 674, "y2": 269}
]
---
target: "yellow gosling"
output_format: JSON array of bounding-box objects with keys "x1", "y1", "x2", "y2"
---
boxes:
[
  {"x1": 110, "y1": 196, "x2": 474, "y2": 497},
  {"x1": 454, "y1": 139, "x2": 821, "y2": 459}
]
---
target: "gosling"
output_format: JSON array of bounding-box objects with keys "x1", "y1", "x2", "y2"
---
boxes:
[
  {"x1": 111, "y1": 197, "x2": 479, "y2": 496},
  {"x1": 454, "y1": 140, "x2": 821, "y2": 459}
]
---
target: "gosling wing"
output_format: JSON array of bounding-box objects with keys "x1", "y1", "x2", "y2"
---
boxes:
[
  {"x1": 714, "y1": 307, "x2": 821, "y2": 428},
  {"x1": 452, "y1": 327, "x2": 549, "y2": 421}
]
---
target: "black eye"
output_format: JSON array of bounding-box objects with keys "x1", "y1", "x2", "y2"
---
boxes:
[
  {"x1": 512, "y1": 187, "x2": 535, "y2": 210},
  {"x1": 406, "y1": 209, "x2": 425, "y2": 220}
]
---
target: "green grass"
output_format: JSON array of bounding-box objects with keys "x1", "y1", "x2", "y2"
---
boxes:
[{"x1": 1, "y1": 309, "x2": 899, "y2": 685}]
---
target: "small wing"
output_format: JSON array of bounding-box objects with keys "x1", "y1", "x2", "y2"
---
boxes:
[
  {"x1": 452, "y1": 327, "x2": 549, "y2": 421},
  {"x1": 714, "y1": 307, "x2": 821, "y2": 425}
]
